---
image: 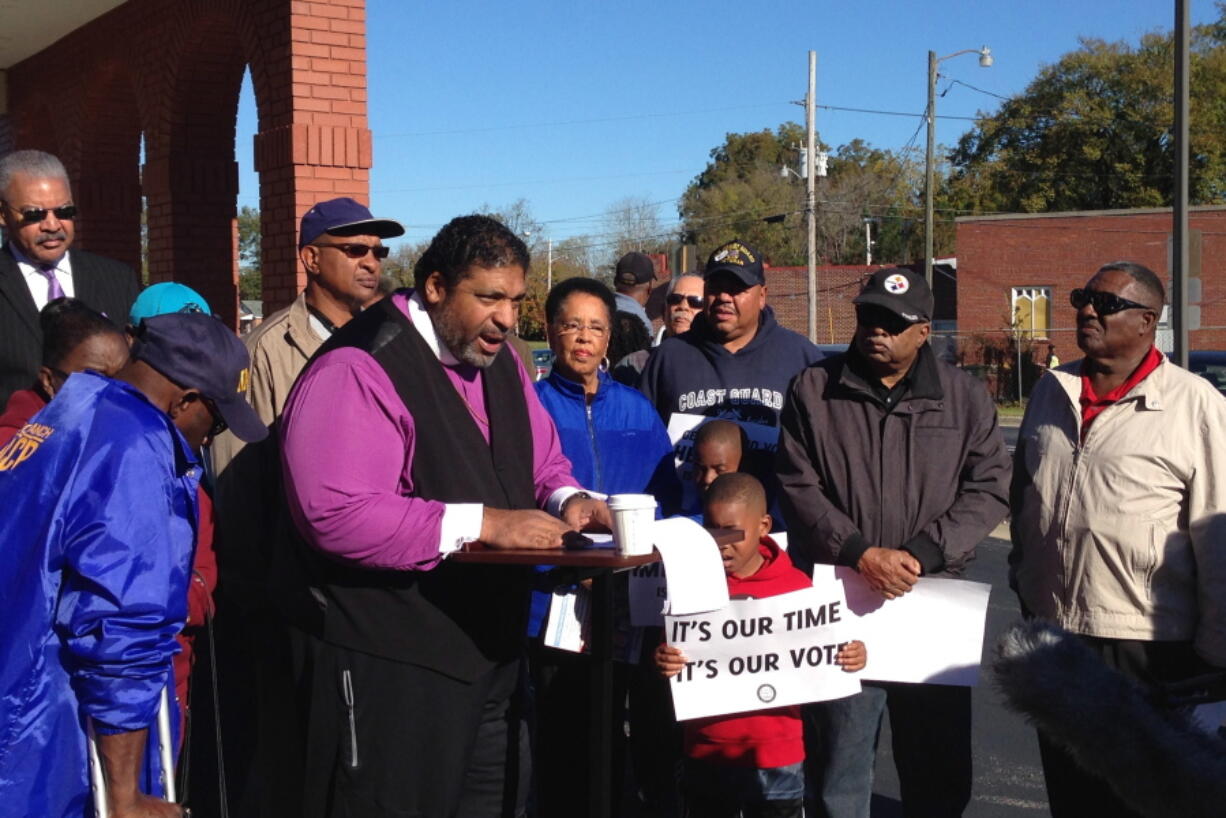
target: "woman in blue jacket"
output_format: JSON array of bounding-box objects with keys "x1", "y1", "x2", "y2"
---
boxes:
[{"x1": 529, "y1": 276, "x2": 679, "y2": 817}]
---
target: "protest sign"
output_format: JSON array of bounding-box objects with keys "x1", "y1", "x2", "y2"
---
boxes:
[
  {"x1": 629, "y1": 561, "x2": 667, "y2": 627},
  {"x1": 664, "y1": 587, "x2": 861, "y2": 721},
  {"x1": 811, "y1": 565, "x2": 991, "y2": 686}
]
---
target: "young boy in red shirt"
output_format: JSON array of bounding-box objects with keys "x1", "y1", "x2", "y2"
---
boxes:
[{"x1": 656, "y1": 472, "x2": 866, "y2": 817}]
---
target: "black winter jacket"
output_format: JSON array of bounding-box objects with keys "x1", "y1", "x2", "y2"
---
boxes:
[{"x1": 776, "y1": 343, "x2": 1010, "y2": 576}]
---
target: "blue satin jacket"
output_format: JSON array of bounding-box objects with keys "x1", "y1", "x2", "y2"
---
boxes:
[
  {"x1": 0, "y1": 372, "x2": 199, "y2": 817},
  {"x1": 529, "y1": 369, "x2": 678, "y2": 634}
]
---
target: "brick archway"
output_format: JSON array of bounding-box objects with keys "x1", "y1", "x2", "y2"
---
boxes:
[
  {"x1": 1, "y1": 0, "x2": 374, "y2": 328},
  {"x1": 143, "y1": 6, "x2": 248, "y2": 327}
]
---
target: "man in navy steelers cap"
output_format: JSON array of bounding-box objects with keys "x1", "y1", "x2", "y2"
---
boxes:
[
  {"x1": 777, "y1": 266, "x2": 1009, "y2": 817},
  {"x1": 0, "y1": 312, "x2": 263, "y2": 816}
]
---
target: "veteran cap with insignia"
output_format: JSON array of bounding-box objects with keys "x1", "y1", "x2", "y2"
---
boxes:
[
  {"x1": 132, "y1": 313, "x2": 268, "y2": 443},
  {"x1": 704, "y1": 239, "x2": 765, "y2": 287},
  {"x1": 853, "y1": 267, "x2": 933, "y2": 323}
]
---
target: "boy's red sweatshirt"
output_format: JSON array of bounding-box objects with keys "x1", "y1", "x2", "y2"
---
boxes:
[{"x1": 683, "y1": 536, "x2": 812, "y2": 768}]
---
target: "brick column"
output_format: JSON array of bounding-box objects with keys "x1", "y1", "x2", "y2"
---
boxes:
[
  {"x1": 74, "y1": 162, "x2": 143, "y2": 275},
  {"x1": 143, "y1": 155, "x2": 241, "y2": 327},
  {"x1": 252, "y1": 0, "x2": 371, "y2": 312}
]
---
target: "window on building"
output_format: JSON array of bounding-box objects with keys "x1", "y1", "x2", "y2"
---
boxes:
[{"x1": 1011, "y1": 287, "x2": 1052, "y2": 338}]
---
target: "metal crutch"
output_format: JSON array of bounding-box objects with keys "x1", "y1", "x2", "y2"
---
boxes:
[{"x1": 88, "y1": 685, "x2": 177, "y2": 817}]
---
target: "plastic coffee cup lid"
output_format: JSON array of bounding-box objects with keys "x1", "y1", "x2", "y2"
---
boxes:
[{"x1": 607, "y1": 493, "x2": 657, "y2": 509}]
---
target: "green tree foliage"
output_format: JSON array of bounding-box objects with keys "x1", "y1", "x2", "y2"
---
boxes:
[
  {"x1": 946, "y1": 14, "x2": 1226, "y2": 214},
  {"x1": 680, "y1": 124, "x2": 809, "y2": 264},
  {"x1": 680, "y1": 125, "x2": 924, "y2": 265},
  {"x1": 237, "y1": 206, "x2": 262, "y2": 301}
]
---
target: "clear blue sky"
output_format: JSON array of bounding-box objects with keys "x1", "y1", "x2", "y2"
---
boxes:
[{"x1": 234, "y1": 1, "x2": 1215, "y2": 259}]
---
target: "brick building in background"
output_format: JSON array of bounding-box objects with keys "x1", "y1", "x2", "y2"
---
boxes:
[
  {"x1": 766, "y1": 263, "x2": 958, "y2": 346},
  {"x1": 956, "y1": 206, "x2": 1226, "y2": 352},
  {"x1": 0, "y1": 0, "x2": 373, "y2": 328}
]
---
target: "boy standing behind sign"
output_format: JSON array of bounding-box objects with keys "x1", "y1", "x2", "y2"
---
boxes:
[{"x1": 656, "y1": 473, "x2": 866, "y2": 817}]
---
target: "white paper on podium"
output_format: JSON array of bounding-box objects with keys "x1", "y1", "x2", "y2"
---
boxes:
[
  {"x1": 649, "y1": 517, "x2": 730, "y2": 616},
  {"x1": 630, "y1": 529, "x2": 792, "y2": 627},
  {"x1": 810, "y1": 565, "x2": 991, "y2": 686}
]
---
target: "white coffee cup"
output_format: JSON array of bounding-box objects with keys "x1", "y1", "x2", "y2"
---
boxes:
[{"x1": 607, "y1": 494, "x2": 657, "y2": 556}]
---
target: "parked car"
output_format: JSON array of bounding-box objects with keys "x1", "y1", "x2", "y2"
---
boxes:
[
  {"x1": 1188, "y1": 350, "x2": 1226, "y2": 397},
  {"x1": 532, "y1": 349, "x2": 554, "y2": 381}
]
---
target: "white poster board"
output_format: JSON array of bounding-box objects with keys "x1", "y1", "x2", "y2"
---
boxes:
[
  {"x1": 811, "y1": 565, "x2": 992, "y2": 686},
  {"x1": 663, "y1": 587, "x2": 862, "y2": 721}
]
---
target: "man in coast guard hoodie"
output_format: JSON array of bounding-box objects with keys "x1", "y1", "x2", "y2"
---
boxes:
[{"x1": 638, "y1": 239, "x2": 823, "y2": 496}]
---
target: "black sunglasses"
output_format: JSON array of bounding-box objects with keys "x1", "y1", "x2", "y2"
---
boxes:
[
  {"x1": 1069, "y1": 288, "x2": 1155, "y2": 316},
  {"x1": 196, "y1": 394, "x2": 228, "y2": 439},
  {"x1": 667, "y1": 293, "x2": 704, "y2": 309},
  {"x1": 10, "y1": 204, "x2": 77, "y2": 225},
  {"x1": 314, "y1": 242, "x2": 390, "y2": 260}
]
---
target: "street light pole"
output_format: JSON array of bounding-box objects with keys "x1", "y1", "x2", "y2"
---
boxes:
[{"x1": 924, "y1": 46, "x2": 992, "y2": 288}]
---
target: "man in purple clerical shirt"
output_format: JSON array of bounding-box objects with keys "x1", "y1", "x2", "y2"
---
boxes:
[{"x1": 280, "y1": 214, "x2": 610, "y2": 818}]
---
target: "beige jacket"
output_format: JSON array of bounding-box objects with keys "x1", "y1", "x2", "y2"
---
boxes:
[
  {"x1": 1011, "y1": 354, "x2": 1226, "y2": 666},
  {"x1": 211, "y1": 293, "x2": 325, "y2": 603}
]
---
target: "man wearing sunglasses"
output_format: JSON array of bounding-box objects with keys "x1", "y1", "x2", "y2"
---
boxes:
[
  {"x1": 777, "y1": 266, "x2": 1010, "y2": 818},
  {"x1": 0, "y1": 150, "x2": 140, "y2": 407},
  {"x1": 662, "y1": 271, "x2": 705, "y2": 340},
  {"x1": 1011, "y1": 261, "x2": 1226, "y2": 817},
  {"x1": 208, "y1": 196, "x2": 403, "y2": 810},
  {"x1": 0, "y1": 312, "x2": 266, "y2": 818}
]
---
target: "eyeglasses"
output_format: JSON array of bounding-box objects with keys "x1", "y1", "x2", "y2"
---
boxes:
[
  {"x1": 313, "y1": 242, "x2": 390, "y2": 260},
  {"x1": 1069, "y1": 288, "x2": 1155, "y2": 316},
  {"x1": 9, "y1": 204, "x2": 77, "y2": 225},
  {"x1": 553, "y1": 320, "x2": 608, "y2": 338},
  {"x1": 198, "y1": 394, "x2": 228, "y2": 439},
  {"x1": 667, "y1": 293, "x2": 704, "y2": 309}
]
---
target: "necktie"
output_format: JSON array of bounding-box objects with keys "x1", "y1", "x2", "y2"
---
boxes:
[{"x1": 39, "y1": 265, "x2": 65, "y2": 302}]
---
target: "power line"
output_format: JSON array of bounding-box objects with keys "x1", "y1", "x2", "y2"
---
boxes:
[
  {"x1": 374, "y1": 103, "x2": 790, "y2": 139},
  {"x1": 947, "y1": 79, "x2": 1011, "y2": 102},
  {"x1": 817, "y1": 104, "x2": 980, "y2": 122},
  {"x1": 372, "y1": 169, "x2": 694, "y2": 195}
]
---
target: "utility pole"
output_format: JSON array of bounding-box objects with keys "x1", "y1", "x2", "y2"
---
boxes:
[
  {"x1": 924, "y1": 50, "x2": 937, "y2": 288},
  {"x1": 1173, "y1": 0, "x2": 1190, "y2": 367},
  {"x1": 925, "y1": 47, "x2": 991, "y2": 288},
  {"x1": 806, "y1": 51, "x2": 818, "y2": 344},
  {"x1": 546, "y1": 236, "x2": 553, "y2": 292}
]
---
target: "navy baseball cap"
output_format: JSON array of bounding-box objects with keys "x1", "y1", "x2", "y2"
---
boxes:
[
  {"x1": 853, "y1": 267, "x2": 933, "y2": 323},
  {"x1": 298, "y1": 197, "x2": 405, "y2": 249},
  {"x1": 705, "y1": 240, "x2": 765, "y2": 287},
  {"x1": 132, "y1": 313, "x2": 268, "y2": 443}
]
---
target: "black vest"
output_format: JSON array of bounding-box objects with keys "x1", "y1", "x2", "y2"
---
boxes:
[{"x1": 304, "y1": 297, "x2": 536, "y2": 681}]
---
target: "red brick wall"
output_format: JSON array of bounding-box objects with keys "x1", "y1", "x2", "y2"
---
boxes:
[
  {"x1": 767, "y1": 265, "x2": 887, "y2": 345},
  {"x1": 956, "y1": 208, "x2": 1226, "y2": 350},
  {"x1": 3, "y1": 0, "x2": 372, "y2": 327}
]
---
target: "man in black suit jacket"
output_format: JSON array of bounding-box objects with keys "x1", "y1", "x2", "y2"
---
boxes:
[{"x1": 0, "y1": 150, "x2": 140, "y2": 406}]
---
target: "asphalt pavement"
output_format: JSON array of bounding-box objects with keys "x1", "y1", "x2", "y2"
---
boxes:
[{"x1": 866, "y1": 530, "x2": 1049, "y2": 817}]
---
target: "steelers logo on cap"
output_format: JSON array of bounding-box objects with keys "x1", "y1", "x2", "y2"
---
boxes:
[{"x1": 884, "y1": 274, "x2": 910, "y2": 294}]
